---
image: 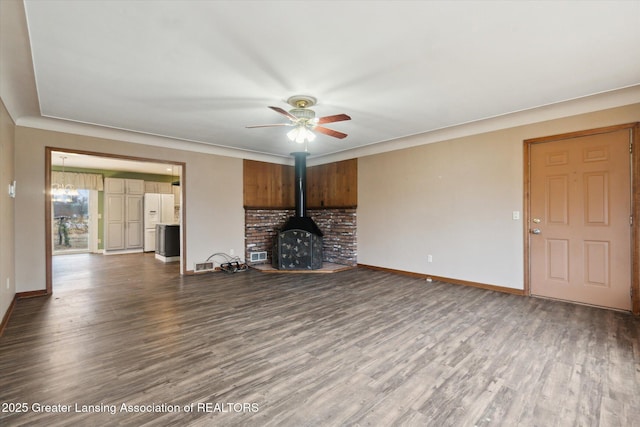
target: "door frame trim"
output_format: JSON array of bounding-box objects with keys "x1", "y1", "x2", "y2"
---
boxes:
[
  {"x1": 45, "y1": 147, "x2": 187, "y2": 295},
  {"x1": 523, "y1": 123, "x2": 640, "y2": 315}
]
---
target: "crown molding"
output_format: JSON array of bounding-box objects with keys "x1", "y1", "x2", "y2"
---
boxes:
[
  {"x1": 309, "y1": 85, "x2": 640, "y2": 166},
  {"x1": 15, "y1": 85, "x2": 640, "y2": 167},
  {"x1": 15, "y1": 116, "x2": 291, "y2": 165}
]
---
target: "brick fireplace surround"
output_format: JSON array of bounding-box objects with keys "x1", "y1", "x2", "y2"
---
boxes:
[{"x1": 245, "y1": 208, "x2": 357, "y2": 267}]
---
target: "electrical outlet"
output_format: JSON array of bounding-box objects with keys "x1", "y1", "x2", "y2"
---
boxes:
[
  {"x1": 6, "y1": 278, "x2": 10, "y2": 290},
  {"x1": 427, "y1": 255, "x2": 433, "y2": 263},
  {"x1": 229, "y1": 249, "x2": 234, "y2": 256}
]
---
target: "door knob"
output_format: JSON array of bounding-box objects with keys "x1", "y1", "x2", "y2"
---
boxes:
[{"x1": 530, "y1": 228, "x2": 541, "y2": 234}]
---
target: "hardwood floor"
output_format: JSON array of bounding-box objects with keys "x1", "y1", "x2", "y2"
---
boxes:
[{"x1": 1, "y1": 253, "x2": 639, "y2": 426}]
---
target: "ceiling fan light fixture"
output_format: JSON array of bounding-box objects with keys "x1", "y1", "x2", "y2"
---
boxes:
[
  {"x1": 287, "y1": 126, "x2": 315, "y2": 144},
  {"x1": 248, "y1": 95, "x2": 349, "y2": 143},
  {"x1": 305, "y1": 128, "x2": 316, "y2": 143}
]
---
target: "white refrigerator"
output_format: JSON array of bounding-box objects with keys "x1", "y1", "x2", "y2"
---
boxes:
[{"x1": 144, "y1": 193, "x2": 175, "y2": 252}]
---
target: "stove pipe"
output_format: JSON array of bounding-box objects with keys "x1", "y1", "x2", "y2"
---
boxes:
[
  {"x1": 293, "y1": 151, "x2": 308, "y2": 218},
  {"x1": 278, "y1": 151, "x2": 323, "y2": 236}
]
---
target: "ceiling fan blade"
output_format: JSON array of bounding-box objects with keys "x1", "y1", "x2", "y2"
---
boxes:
[
  {"x1": 268, "y1": 106, "x2": 298, "y2": 121},
  {"x1": 246, "y1": 123, "x2": 293, "y2": 128},
  {"x1": 316, "y1": 113, "x2": 351, "y2": 124},
  {"x1": 314, "y1": 125, "x2": 348, "y2": 139}
]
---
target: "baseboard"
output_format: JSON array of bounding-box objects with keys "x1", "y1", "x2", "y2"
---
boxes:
[
  {"x1": 16, "y1": 290, "x2": 49, "y2": 299},
  {"x1": 103, "y1": 249, "x2": 143, "y2": 255},
  {"x1": 358, "y1": 264, "x2": 525, "y2": 296},
  {"x1": 155, "y1": 254, "x2": 180, "y2": 263},
  {"x1": 0, "y1": 294, "x2": 18, "y2": 338},
  {"x1": 0, "y1": 290, "x2": 50, "y2": 338},
  {"x1": 184, "y1": 268, "x2": 220, "y2": 276}
]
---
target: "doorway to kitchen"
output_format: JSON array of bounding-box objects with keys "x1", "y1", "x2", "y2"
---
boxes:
[{"x1": 45, "y1": 147, "x2": 186, "y2": 294}]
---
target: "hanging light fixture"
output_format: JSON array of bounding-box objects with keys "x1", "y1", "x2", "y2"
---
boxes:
[
  {"x1": 287, "y1": 125, "x2": 316, "y2": 144},
  {"x1": 51, "y1": 156, "x2": 78, "y2": 203},
  {"x1": 286, "y1": 101, "x2": 317, "y2": 144}
]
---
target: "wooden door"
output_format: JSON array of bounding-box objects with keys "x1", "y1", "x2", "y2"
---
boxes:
[{"x1": 529, "y1": 128, "x2": 632, "y2": 310}]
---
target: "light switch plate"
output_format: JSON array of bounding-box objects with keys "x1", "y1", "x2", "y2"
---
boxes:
[{"x1": 8, "y1": 181, "x2": 16, "y2": 198}]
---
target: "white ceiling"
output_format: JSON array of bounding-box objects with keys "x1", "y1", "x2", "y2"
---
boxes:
[{"x1": 11, "y1": 1, "x2": 640, "y2": 162}]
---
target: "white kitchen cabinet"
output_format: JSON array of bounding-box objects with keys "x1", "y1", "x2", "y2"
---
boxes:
[
  {"x1": 157, "y1": 182, "x2": 172, "y2": 194},
  {"x1": 104, "y1": 178, "x2": 144, "y2": 252},
  {"x1": 105, "y1": 177, "x2": 125, "y2": 194},
  {"x1": 104, "y1": 193, "x2": 125, "y2": 250},
  {"x1": 127, "y1": 179, "x2": 145, "y2": 195},
  {"x1": 144, "y1": 181, "x2": 172, "y2": 194},
  {"x1": 125, "y1": 194, "x2": 144, "y2": 249}
]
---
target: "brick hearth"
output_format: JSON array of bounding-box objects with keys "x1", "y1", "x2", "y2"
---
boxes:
[{"x1": 245, "y1": 208, "x2": 357, "y2": 267}]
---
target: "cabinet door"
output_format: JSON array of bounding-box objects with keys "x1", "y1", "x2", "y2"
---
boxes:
[
  {"x1": 126, "y1": 222, "x2": 143, "y2": 249},
  {"x1": 104, "y1": 194, "x2": 125, "y2": 250},
  {"x1": 126, "y1": 179, "x2": 145, "y2": 195},
  {"x1": 126, "y1": 195, "x2": 143, "y2": 249},
  {"x1": 157, "y1": 182, "x2": 172, "y2": 194},
  {"x1": 105, "y1": 223, "x2": 125, "y2": 250},
  {"x1": 105, "y1": 177, "x2": 125, "y2": 194},
  {"x1": 144, "y1": 181, "x2": 157, "y2": 193}
]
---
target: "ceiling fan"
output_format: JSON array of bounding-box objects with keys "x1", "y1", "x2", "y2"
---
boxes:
[{"x1": 246, "y1": 95, "x2": 351, "y2": 144}]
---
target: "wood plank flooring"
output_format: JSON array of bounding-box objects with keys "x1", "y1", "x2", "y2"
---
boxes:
[{"x1": 1, "y1": 253, "x2": 639, "y2": 426}]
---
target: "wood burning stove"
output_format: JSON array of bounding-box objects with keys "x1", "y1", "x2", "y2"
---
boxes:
[{"x1": 272, "y1": 152, "x2": 323, "y2": 270}]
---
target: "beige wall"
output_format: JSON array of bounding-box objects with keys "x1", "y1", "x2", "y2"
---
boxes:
[
  {"x1": 358, "y1": 103, "x2": 640, "y2": 289},
  {"x1": 8, "y1": 102, "x2": 640, "y2": 296},
  {"x1": 0, "y1": 100, "x2": 16, "y2": 318},
  {"x1": 14, "y1": 127, "x2": 244, "y2": 293}
]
